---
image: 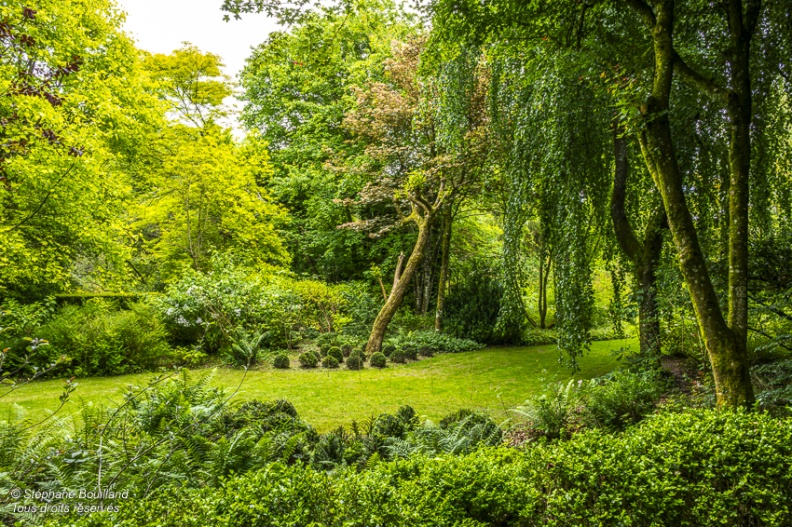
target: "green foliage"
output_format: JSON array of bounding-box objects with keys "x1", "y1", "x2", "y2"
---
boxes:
[
  {"x1": 514, "y1": 379, "x2": 580, "y2": 440},
  {"x1": 322, "y1": 355, "x2": 340, "y2": 369},
  {"x1": 390, "y1": 331, "x2": 483, "y2": 354},
  {"x1": 581, "y1": 370, "x2": 665, "y2": 431},
  {"x1": 33, "y1": 300, "x2": 171, "y2": 376},
  {"x1": 299, "y1": 351, "x2": 319, "y2": 369},
  {"x1": 390, "y1": 349, "x2": 406, "y2": 364},
  {"x1": 369, "y1": 352, "x2": 387, "y2": 368},
  {"x1": 327, "y1": 347, "x2": 344, "y2": 364},
  {"x1": 346, "y1": 355, "x2": 364, "y2": 370},
  {"x1": 272, "y1": 353, "x2": 291, "y2": 369},
  {"x1": 51, "y1": 410, "x2": 792, "y2": 527},
  {"x1": 382, "y1": 344, "x2": 396, "y2": 357},
  {"x1": 443, "y1": 264, "x2": 507, "y2": 344},
  {"x1": 0, "y1": 0, "x2": 163, "y2": 298}
]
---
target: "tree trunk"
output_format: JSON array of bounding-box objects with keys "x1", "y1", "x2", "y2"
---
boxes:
[
  {"x1": 611, "y1": 130, "x2": 664, "y2": 357},
  {"x1": 538, "y1": 251, "x2": 551, "y2": 329},
  {"x1": 631, "y1": 0, "x2": 754, "y2": 407},
  {"x1": 367, "y1": 216, "x2": 435, "y2": 353},
  {"x1": 435, "y1": 206, "x2": 452, "y2": 331}
]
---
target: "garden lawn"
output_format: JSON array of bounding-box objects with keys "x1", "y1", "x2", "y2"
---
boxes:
[{"x1": 1, "y1": 339, "x2": 634, "y2": 431}]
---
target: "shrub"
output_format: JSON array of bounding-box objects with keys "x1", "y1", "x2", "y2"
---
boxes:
[
  {"x1": 315, "y1": 332, "x2": 339, "y2": 349},
  {"x1": 443, "y1": 263, "x2": 509, "y2": 344},
  {"x1": 346, "y1": 355, "x2": 364, "y2": 370},
  {"x1": 382, "y1": 345, "x2": 396, "y2": 357},
  {"x1": 298, "y1": 351, "x2": 319, "y2": 368},
  {"x1": 322, "y1": 356, "x2": 340, "y2": 369},
  {"x1": 514, "y1": 379, "x2": 580, "y2": 440},
  {"x1": 402, "y1": 346, "x2": 418, "y2": 361},
  {"x1": 392, "y1": 331, "x2": 483, "y2": 355},
  {"x1": 326, "y1": 347, "x2": 343, "y2": 364},
  {"x1": 369, "y1": 352, "x2": 387, "y2": 368},
  {"x1": 582, "y1": 370, "x2": 664, "y2": 430},
  {"x1": 418, "y1": 346, "x2": 434, "y2": 357},
  {"x1": 390, "y1": 350, "x2": 407, "y2": 364},
  {"x1": 38, "y1": 300, "x2": 172, "y2": 376},
  {"x1": 272, "y1": 354, "x2": 290, "y2": 369},
  {"x1": 341, "y1": 343, "x2": 354, "y2": 357}
]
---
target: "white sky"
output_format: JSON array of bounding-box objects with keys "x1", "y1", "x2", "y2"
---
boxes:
[
  {"x1": 117, "y1": 0, "x2": 280, "y2": 79},
  {"x1": 117, "y1": 0, "x2": 282, "y2": 129}
]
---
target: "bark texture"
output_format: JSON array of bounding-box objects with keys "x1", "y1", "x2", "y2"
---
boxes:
[{"x1": 628, "y1": 0, "x2": 754, "y2": 407}]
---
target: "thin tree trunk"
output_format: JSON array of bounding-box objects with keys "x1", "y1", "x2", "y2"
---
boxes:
[
  {"x1": 435, "y1": 206, "x2": 452, "y2": 331},
  {"x1": 367, "y1": 217, "x2": 434, "y2": 353},
  {"x1": 420, "y1": 225, "x2": 435, "y2": 315},
  {"x1": 631, "y1": 0, "x2": 753, "y2": 406},
  {"x1": 611, "y1": 130, "x2": 664, "y2": 357}
]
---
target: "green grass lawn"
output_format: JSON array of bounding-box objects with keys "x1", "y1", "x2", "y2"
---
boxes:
[{"x1": 1, "y1": 339, "x2": 634, "y2": 431}]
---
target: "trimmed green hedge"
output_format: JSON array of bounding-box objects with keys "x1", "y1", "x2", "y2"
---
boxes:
[{"x1": 61, "y1": 409, "x2": 792, "y2": 527}]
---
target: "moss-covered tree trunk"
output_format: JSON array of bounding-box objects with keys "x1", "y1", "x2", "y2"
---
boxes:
[
  {"x1": 366, "y1": 213, "x2": 435, "y2": 353},
  {"x1": 611, "y1": 131, "x2": 664, "y2": 357},
  {"x1": 435, "y1": 206, "x2": 453, "y2": 331},
  {"x1": 629, "y1": 0, "x2": 754, "y2": 407}
]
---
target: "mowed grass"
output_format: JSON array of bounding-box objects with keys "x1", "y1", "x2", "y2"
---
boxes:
[{"x1": 1, "y1": 339, "x2": 634, "y2": 431}]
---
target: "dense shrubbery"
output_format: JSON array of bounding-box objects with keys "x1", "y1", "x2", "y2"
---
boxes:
[
  {"x1": 387, "y1": 331, "x2": 483, "y2": 355},
  {"x1": 53, "y1": 410, "x2": 792, "y2": 527},
  {"x1": 515, "y1": 370, "x2": 666, "y2": 439},
  {"x1": 443, "y1": 265, "x2": 507, "y2": 344},
  {"x1": 7, "y1": 299, "x2": 173, "y2": 376}
]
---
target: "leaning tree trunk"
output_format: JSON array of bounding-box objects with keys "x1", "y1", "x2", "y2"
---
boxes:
[
  {"x1": 366, "y1": 215, "x2": 435, "y2": 353},
  {"x1": 435, "y1": 206, "x2": 452, "y2": 331},
  {"x1": 631, "y1": 0, "x2": 754, "y2": 407}
]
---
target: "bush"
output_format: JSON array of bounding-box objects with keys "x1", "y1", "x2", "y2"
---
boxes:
[
  {"x1": 443, "y1": 263, "x2": 508, "y2": 344},
  {"x1": 369, "y1": 352, "x2": 387, "y2": 368},
  {"x1": 582, "y1": 370, "x2": 664, "y2": 430},
  {"x1": 341, "y1": 343, "x2": 354, "y2": 357},
  {"x1": 298, "y1": 351, "x2": 319, "y2": 368},
  {"x1": 392, "y1": 331, "x2": 483, "y2": 355},
  {"x1": 390, "y1": 349, "x2": 406, "y2": 364},
  {"x1": 327, "y1": 347, "x2": 344, "y2": 364},
  {"x1": 37, "y1": 300, "x2": 172, "y2": 376},
  {"x1": 418, "y1": 346, "x2": 434, "y2": 357},
  {"x1": 59, "y1": 410, "x2": 792, "y2": 527},
  {"x1": 402, "y1": 346, "x2": 418, "y2": 361},
  {"x1": 514, "y1": 379, "x2": 580, "y2": 440},
  {"x1": 382, "y1": 345, "x2": 396, "y2": 357},
  {"x1": 346, "y1": 355, "x2": 364, "y2": 370},
  {"x1": 322, "y1": 355, "x2": 340, "y2": 369},
  {"x1": 272, "y1": 354, "x2": 290, "y2": 369}
]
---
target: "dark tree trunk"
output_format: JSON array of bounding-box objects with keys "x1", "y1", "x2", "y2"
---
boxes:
[
  {"x1": 538, "y1": 250, "x2": 551, "y2": 329},
  {"x1": 435, "y1": 206, "x2": 452, "y2": 331},
  {"x1": 611, "y1": 130, "x2": 664, "y2": 357}
]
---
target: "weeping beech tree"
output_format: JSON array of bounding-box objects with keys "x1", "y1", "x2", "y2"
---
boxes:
[{"x1": 429, "y1": 0, "x2": 792, "y2": 406}]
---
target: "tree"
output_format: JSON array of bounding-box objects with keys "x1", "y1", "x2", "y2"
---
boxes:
[
  {"x1": 237, "y1": 1, "x2": 417, "y2": 282},
  {"x1": 428, "y1": 0, "x2": 792, "y2": 406},
  {"x1": 342, "y1": 36, "x2": 488, "y2": 352},
  {"x1": 0, "y1": 0, "x2": 161, "y2": 298},
  {"x1": 129, "y1": 46, "x2": 289, "y2": 286}
]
